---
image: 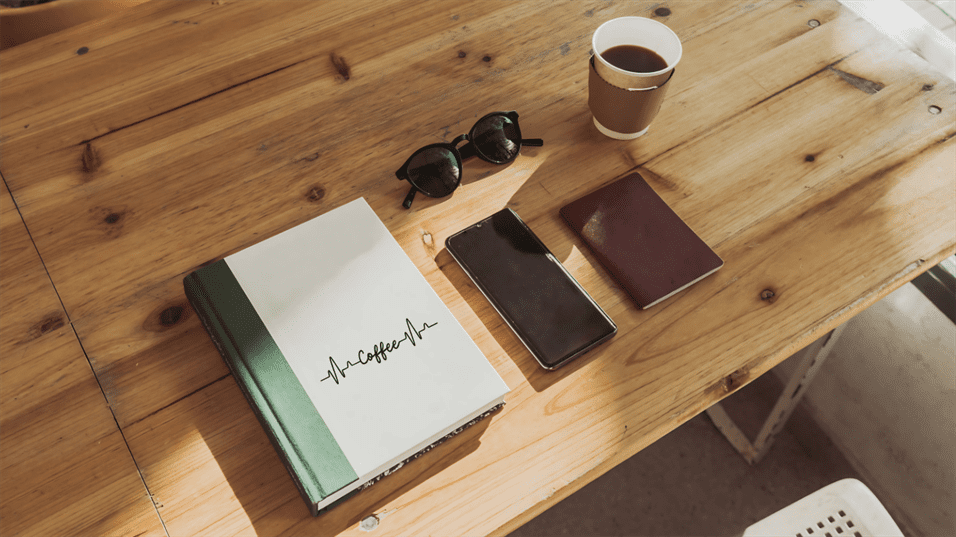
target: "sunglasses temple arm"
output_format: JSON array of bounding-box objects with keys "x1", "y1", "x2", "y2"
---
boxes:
[
  {"x1": 402, "y1": 185, "x2": 418, "y2": 209},
  {"x1": 521, "y1": 138, "x2": 544, "y2": 147}
]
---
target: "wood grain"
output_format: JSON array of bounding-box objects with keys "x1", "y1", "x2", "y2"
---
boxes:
[
  {"x1": 0, "y1": 0, "x2": 953, "y2": 535},
  {"x1": 0, "y1": 181, "x2": 164, "y2": 537}
]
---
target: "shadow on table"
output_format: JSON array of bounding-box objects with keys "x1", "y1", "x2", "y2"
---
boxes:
[
  {"x1": 435, "y1": 245, "x2": 607, "y2": 394},
  {"x1": 430, "y1": 111, "x2": 630, "y2": 393},
  {"x1": 189, "y1": 376, "x2": 493, "y2": 535}
]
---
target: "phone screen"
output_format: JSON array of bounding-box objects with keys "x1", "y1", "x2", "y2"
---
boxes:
[{"x1": 446, "y1": 208, "x2": 616, "y2": 369}]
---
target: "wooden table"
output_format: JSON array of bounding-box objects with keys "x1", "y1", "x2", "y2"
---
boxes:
[{"x1": 1, "y1": 1, "x2": 953, "y2": 535}]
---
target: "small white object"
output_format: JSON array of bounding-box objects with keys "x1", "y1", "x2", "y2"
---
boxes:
[
  {"x1": 743, "y1": 478, "x2": 904, "y2": 537},
  {"x1": 359, "y1": 515, "x2": 379, "y2": 531}
]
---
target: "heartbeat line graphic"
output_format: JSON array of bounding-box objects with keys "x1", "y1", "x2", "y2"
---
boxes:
[{"x1": 319, "y1": 318, "x2": 438, "y2": 386}]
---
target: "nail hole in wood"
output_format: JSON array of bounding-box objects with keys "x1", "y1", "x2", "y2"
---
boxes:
[
  {"x1": 306, "y1": 185, "x2": 326, "y2": 203},
  {"x1": 760, "y1": 289, "x2": 778, "y2": 303}
]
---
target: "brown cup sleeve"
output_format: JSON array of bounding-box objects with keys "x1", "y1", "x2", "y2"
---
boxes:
[{"x1": 588, "y1": 56, "x2": 674, "y2": 135}]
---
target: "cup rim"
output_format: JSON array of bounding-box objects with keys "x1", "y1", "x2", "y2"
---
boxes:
[{"x1": 592, "y1": 16, "x2": 682, "y2": 79}]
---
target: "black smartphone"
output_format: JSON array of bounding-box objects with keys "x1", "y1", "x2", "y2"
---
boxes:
[{"x1": 446, "y1": 208, "x2": 616, "y2": 370}]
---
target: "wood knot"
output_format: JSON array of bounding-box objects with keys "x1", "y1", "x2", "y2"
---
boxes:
[
  {"x1": 160, "y1": 306, "x2": 184, "y2": 326},
  {"x1": 760, "y1": 288, "x2": 778, "y2": 303},
  {"x1": 28, "y1": 313, "x2": 66, "y2": 340},
  {"x1": 82, "y1": 143, "x2": 101, "y2": 173},
  {"x1": 804, "y1": 154, "x2": 816, "y2": 162},
  {"x1": 305, "y1": 185, "x2": 326, "y2": 203},
  {"x1": 76, "y1": 46, "x2": 89, "y2": 55},
  {"x1": 654, "y1": 7, "x2": 671, "y2": 17},
  {"x1": 143, "y1": 301, "x2": 190, "y2": 332},
  {"x1": 93, "y1": 207, "x2": 128, "y2": 238},
  {"x1": 921, "y1": 83, "x2": 934, "y2": 92},
  {"x1": 458, "y1": 50, "x2": 467, "y2": 58},
  {"x1": 723, "y1": 368, "x2": 749, "y2": 393},
  {"x1": 330, "y1": 53, "x2": 351, "y2": 80},
  {"x1": 482, "y1": 55, "x2": 492, "y2": 62}
]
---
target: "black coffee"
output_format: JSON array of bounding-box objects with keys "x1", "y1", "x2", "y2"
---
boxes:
[{"x1": 600, "y1": 45, "x2": 668, "y2": 73}]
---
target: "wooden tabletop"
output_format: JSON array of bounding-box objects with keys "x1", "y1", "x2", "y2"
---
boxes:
[{"x1": 1, "y1": 1, "x2": 953, "y2": 535}]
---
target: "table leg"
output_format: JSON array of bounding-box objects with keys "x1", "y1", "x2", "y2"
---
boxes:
[{"x1": 706, "y1": 323, "x2": 848, "y2": 464}]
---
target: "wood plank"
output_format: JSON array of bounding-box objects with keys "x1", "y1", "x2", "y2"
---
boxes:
[{"x1": 0, "y1": 180, "x2": 165, "y2": 537}]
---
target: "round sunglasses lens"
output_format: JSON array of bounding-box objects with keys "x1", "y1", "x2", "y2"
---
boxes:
[
  {"x1": 407, "y1": 147, "x2": 460, "y2": 197},
  {"x1": 472, "y1": 115, "x2": 520, "y2": 163}
]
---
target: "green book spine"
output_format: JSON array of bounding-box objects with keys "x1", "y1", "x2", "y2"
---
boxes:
[{"x1": 183, "y1": 261, "x2": 358, "y2": 516}]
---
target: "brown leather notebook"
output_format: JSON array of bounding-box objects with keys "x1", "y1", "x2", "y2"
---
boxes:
[{"x1": 560, "y1": 172, "x2": 723, "y2": 309}]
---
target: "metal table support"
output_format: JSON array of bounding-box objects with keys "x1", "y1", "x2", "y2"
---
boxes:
[{"x1": 706, "y1": 324, "x2": 848, "y2": 464}]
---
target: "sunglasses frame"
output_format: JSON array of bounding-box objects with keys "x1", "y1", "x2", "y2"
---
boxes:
[{"x1": 395, "y1": 110, "x2": 543, "y2": 209}]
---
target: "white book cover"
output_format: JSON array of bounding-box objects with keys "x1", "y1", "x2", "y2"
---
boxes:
[{"x1": 208, "y1": 197, "x2": 508, "y2": 509}]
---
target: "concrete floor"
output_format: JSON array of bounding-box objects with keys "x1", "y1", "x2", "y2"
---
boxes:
[{"x1": 507, "y1": 369, "x2": 864, "y2": 536}]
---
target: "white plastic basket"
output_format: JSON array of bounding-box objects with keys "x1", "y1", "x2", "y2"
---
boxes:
[{"x1": 743, "y1": 478, "x2": 903, "y2": 537}]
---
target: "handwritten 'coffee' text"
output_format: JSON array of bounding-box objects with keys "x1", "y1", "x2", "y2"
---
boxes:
[{"x1": 319, "y1": 318, "x2": 438, "y2": 386}]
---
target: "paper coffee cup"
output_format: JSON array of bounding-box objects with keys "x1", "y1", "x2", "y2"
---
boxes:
[{"x1": 590, "y1": 17, "x2": 682, "y2": 139}]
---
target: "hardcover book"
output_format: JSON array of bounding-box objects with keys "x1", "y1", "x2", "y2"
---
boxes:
[
  {"x1": 183, "y1": 198, "x2": 509, "y2": 516},
  {"x1": 560, "y1": 172, "x2": 723, "y2": 309}
]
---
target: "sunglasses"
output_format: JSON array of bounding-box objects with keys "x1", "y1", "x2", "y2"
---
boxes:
[{"x1": 395, "y1": 111, "x2": 544, "y2": 208}]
